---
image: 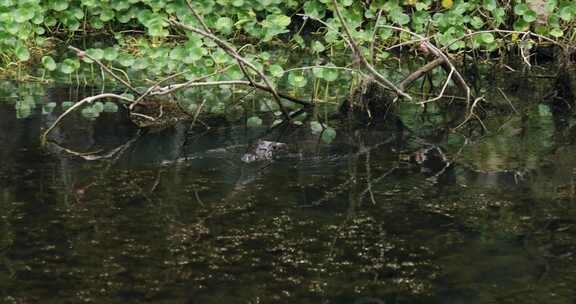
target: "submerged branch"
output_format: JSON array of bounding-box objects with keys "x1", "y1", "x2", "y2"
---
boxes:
[{"x1": 419, "y1": 68, "x2": 454, "y2": 105}]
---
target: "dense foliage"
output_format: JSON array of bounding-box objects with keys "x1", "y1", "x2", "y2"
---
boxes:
[
  {"x1": 1, "y1": 0, "x2": 574, "y2": 75},
  {"x1": 1, "y1": 0, "x2": 575, "y2": 131}
]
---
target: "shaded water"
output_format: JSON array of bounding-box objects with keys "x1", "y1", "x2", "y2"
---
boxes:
[{"x1": 2, "y1": 80, "x2": 576, "y2": 304}]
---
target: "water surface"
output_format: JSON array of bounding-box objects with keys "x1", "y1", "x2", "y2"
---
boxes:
[{"x1": 1, "y1": 81, "x2": 576, "y2": 304}]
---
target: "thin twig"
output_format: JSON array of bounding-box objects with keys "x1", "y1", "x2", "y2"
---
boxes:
[
  {"x1": 130, "y1": 112, "x2": 156, "y2": 121},
  {"x1": 370, "y1": 9, "x2": 383, "y2": 64},
  {"x1": 454, "y1": 96, "x2": 486, "y2": 130},
  {"x1": 442, "y1": 29, "x2": 562, "y2": 51},
  {"x1": 497, "y1": 87, "x2": 518, "y2": 114},
  {"x1": 185, "y1": 0, "x2": 212, "y2": 33},
  {"x1": 68, "y1": 46, "x2": 140, "y2": 96},
  {"x1": 365, "y1": 150, "x2": 377, "y2": 205},
  {"x1": 418, "y1": 68, "x2": 454, "y2": 104},
  {"x1": 150, "y1": 79, "x2": 313, "y2": 107},
  {"x1": 130, "y1": 65, "x2": 234, "y2": 110},
  {"x1": 191, "y1": 99, "x2": 207, "y2": 128},
  {"x1": 386, "y1": 37, "x2": 432, "y2": 51},
  {"x1": 283, "y1": 65, "x2": 364, "y2": 75}
]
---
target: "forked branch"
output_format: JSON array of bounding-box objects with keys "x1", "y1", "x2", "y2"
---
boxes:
[
  {"x1": 330, "y1": 0, "x2": 412, "y2": 101},
  {"x1": 168, "y1": 19, "x2": 293, "y2": 120}
]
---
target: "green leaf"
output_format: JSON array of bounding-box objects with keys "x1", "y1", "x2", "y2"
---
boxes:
[
  {"x1": 133, "y1": 58, "x2": 150, "y2": 70},
  {"x1": 312, "y1": 41, "x2": 326, "y2": 53},
  {"x1": 321, "y1": 127, "x2": 337, "y2": 143},
  {"x1": 480, "y1": 33, "x2": 494, "y2": 44},
  {"x1": 90, "y1": 17, "x2": 104, "y2": 29},
  {"x1": 247, "y1": 116, "x2": 262, "y2": 127},
  {"x1": 549, "y1": 28, "x2": 563, "y2": 38},
  {"x1": 60, "y1": 58, "x2": 79, "y2": 74},
  {"x1": 513, "y1": 18, "x2": 529, "y2": 31},
  {"x1": 100, "y1": 9, "x2": 115, "y2": 22},
  {"x1": 41, "y1": 56, "x2": 57, "y2": 71},
  {"x1": 303, "y1": 1, "x2": 325, "y2": 19},
  {"x1": 559, "y1": 6, "x2": 574, "y2": 22},
  {"x1": 513, "y1": 3, "x2": 529, "y2": 15},
  {"x1": 92, "y1": 101, "x2": 104, "y2": 113},
  {"x1": 522, "y1": 10, "x2": 537, "y2": 23},
  {"x1": 538, "y1": 104, "x2": 552, "y2": 117},
  {"x1": 469, "y1": 16, "x2": 484, "y2": 29},
  {"x1": 103, "y1": 101, "x2": 119, "y2": 112},
  {"x1": 269, "y1": 64, "x2": 284, "y2": 78},
  {"x1": 103, "y1": 47, "x2": 119, "y2": 61},
  {"x1": 323, "y1": 66, "x2": 339, "y2": 82},
  {"x1": 81, "y1": 107, "x2": 99, "y2": 119},
  {"x1": 86, "y1": 48, "x2": 104, "y2": 60},
  {"x1": 288, "y1": 73, "x2": 307, "y2": 88},
  {"x1": 42, "y1": 102, "x2": 56, "y2": 114},
  {"x1": 310, "y1": 121, "x2": 323, "y2": 135},
  {"x1": 14, "y1": 5, "x2": 35, "y2": 23},
  {"x1": 183, "y1": 46, "x2": 206, "y2": 63},
  {"x1": 292, "y1": 34, "x2": 305, "y2": 48},
  {"x1": 117, "y1": 54, "x2": 135, "y2": 67},
  {"x1": 50, "y1": 0, "x2": 68, "y2": 11},
  {"x1": 14, "y1": 44, "x2": 30, "y2": 61},
  {"x1": 215, "y1": 17, "x2": 234, "y2": 34},
  {"x1": 482, "y1": 0, "x2": 496, "y2": 11}
]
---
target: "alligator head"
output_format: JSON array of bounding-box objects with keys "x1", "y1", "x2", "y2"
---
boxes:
[{"x1": 241, "y1": 140, "x2": 288, "y2": 163}]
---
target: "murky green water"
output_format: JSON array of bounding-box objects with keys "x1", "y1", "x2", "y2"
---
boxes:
[{"x1": 2, "y1": 80, "x2": 576, "y2": 303}]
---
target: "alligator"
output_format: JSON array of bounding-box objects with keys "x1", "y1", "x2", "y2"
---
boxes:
[
  {"x1": 240, "y1": 140, "x2": 288, "y2": 163},
  {"x1": 159, "y1": 139, "x2": 289, "y2": 166}
]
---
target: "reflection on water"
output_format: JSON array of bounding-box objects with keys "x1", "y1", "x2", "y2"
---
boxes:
[{"x1": 1, "y1": 84, "x2": 576, "y2": 304}]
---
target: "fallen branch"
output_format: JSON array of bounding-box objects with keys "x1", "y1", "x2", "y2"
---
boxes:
[
  {"x1": 378, "y1": 25, "x2": 472, "y2": 104},
  {"x1": 168, "y1": 19, "x2": 293, "y2": 120},
  {"x1": 443, "y1": 29, "x2": 563, "y2": 51},
  {"x1": 145, "y1": 79, "x2": 313, "y2": 107},
  {"x1": 68, "y1": 46, "x2": 140, "y2": 96},
  {"x1": 398, "y1": 58, "x2": 444, "y2": 91},
  {"x1": 41, "y1": 93, "x2": 134, "y2": 145},
  {"x1": 331, "y1": 0, "x2": 412, "y2": 101}
]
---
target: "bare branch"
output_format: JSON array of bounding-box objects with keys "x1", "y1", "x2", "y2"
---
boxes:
[
  {"x1": 41, "y1": 93, "x2": 134, "y2": 145},
  {"x1": 149, "y1": 79, "x2": 313, "y2": 107},
  {"x1": 331, "y1": 0, "x2": 412, "y2": 100},
  {"x1": 378, "y1": 25, "x2": 472, "y2": 104},
  {"x1": 398, "y1": 58, "x2": 444, "y2": 91},
  {"x1": 168, "y1": 19, "x2": 293, "y2": 120},
  {"x1": 185, "y1": 0, "x2": 212, "y2": 33}
]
